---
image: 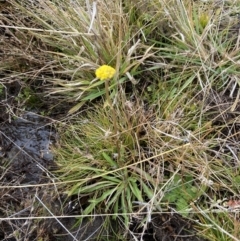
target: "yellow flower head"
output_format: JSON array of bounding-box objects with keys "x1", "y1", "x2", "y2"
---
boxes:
[{"x1": 95, "y1": 65, "x2": 116, "y2": 80}]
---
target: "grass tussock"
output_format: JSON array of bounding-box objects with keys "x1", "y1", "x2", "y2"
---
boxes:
[{"x1": 1, "y1": 0, "x2": 240, "y2": 240}]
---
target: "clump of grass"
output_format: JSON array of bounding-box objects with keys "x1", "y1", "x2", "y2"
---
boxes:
[
  {"x1": 4, "y1": 0, "x2": 157, "y2": 114},
  {"x1": 54, "y1": 95, "x2": 156, "y2": 225},
  {"x1": 153, "y1": 0, "x2": 240, "y2": 96}
]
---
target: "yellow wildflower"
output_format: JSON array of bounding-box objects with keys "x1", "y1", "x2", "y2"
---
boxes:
[{"x1": 95, "y1": 65, "x2": 116, "y2": 80}]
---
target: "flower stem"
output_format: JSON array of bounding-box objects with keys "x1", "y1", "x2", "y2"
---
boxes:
[{"x1": 105, "y1": 79, "x2": 121, "y2": 162}]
